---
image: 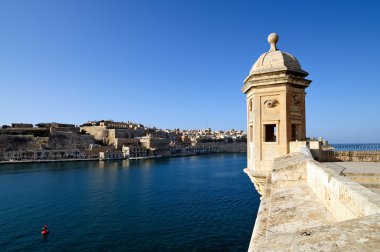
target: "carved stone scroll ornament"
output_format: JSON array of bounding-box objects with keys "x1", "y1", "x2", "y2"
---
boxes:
[{"x1": 264, "y1": 99, "x2": 278, "y2": 108}]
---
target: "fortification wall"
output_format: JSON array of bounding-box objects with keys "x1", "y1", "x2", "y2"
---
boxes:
[
  {"x1": 0, "y1": 128, "x2": 50, "y2": 137},
  {"x1": 321, "y1": 150, "x2": 380, "y2": 162},
  {"x1": 307, "y1": 159, "x2": 380, "y2": 221},
  {"x1": 246, "y1": 150, "x2": 380, "y2": 251},
  {"x1": 81, "y1": 126, "x2": 108, "y2": 142},
  {"x1": 50, "y1": 127, "x2": 80, "y2": 133},
  {"x1": 47, "y1": 132, "x2": 95, "y2": 150},
  {"x1": 114, "y1": 138, "x2": 140, "y2": 150},
  {"x1": 0, "y1": 135, "x2": 48, "y2": 152}
]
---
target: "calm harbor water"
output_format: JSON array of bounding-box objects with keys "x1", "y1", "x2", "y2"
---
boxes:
[{"x1": 0, "y1": 153, "x2": 259, "y2": 251}]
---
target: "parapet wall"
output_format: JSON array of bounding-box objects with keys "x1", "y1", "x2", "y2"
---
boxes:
[
  {"x1": 246, "y1": 150, "x2": 380, "y2": 251},
  {"x1": 290, "y1": 141, "x2": 380, "y2": 162},
  {"x1": 321, "y1": 150, "x2": 380, "y2": 162},
  {"x1": 307, "y1": 158, "x2": 380, "y2": 221}
]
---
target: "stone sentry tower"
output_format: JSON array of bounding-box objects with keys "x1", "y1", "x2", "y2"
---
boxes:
[{"x1": 242, "y1": 33, "x2": 311, "y2": 181}]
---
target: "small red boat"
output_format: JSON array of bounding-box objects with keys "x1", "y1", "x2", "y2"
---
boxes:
[{"x1": 41, "y1": 225, "x2": 49, "y2": 235}]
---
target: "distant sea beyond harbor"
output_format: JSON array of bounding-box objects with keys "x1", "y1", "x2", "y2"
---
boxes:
[
  {"x1": 0, "y1": 153, "x2": 259, "y2": 251},
  {"x1": 331, "y1": 143, "x2": 380, "y2": 151}
]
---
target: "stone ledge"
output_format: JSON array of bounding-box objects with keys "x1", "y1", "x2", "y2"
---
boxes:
[
  {"x1": 247, "y1": 151, "x2": 380, "y2": 251},
  {"x1": 254, "y1": 213, "x2": 380, "y2": 252},
  {"x1": 307, "y1": 160, "x2": 380, "y2": 221}
]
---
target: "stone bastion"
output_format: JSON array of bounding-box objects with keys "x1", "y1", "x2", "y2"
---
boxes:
[{"x1": 244, "y1": 147, "x2": 380, "y2": 251}]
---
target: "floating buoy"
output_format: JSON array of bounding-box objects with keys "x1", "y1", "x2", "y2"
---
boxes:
[{"x1": 41, "y1": 224, "x2": 49, "y2": 235}]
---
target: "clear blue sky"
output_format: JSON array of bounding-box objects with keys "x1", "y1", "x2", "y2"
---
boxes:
[{"x1": 1, "y1": 0, "x2": 379, "y2": 143}]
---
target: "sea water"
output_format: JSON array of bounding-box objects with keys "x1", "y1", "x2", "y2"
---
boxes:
[{"x1": 0, "y1": 153, "x2": 259, "y2": 251}]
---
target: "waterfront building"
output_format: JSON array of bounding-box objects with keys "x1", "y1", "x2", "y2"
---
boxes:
[
  {"x1": 2, "y1": 149, "x2": 92, "y2": 161},
  {"x1": 99, "y1": 150, "x2": 123, "y2": 160},
  {"x1": 0, "y1": 119, "x2": 247, "y2": 161},
  {"x1": 139, "y1": 135, "x2": 171, "y2": 156},
  {"x1": 122, "y1": 145, "x2": 148, "y2": 158},
  {"x1": 114, "y1": 138, "x2": 140, "y2": 150}
]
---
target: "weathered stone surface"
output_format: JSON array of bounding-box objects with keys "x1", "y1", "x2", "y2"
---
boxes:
[
  {"x1": 242, "y1": 33, "x2": 311, "y2": 175},
  {"x1": 242, "y1": 33, "x2": 380, "y2": 251},
  {"x1": 255, "y1": 213, "x2": 380, "y2": 251},
  {"x1": 0, "y1": 135, "x2": 48, "y2": 151},
  {"x1": 47, "y1": 132, "x2": 94, "y2": 150},
  {"x1": 247, "y1": 152, "x2": 380, "y2": 252}
]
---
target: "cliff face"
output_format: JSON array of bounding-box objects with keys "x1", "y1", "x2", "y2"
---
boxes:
[
  {"x1": 0, "y1": 132, "x2": 95, "y2": 153},
  {"x1": 47, "y1": 132, "x2": 95, "y2": 150},
  {"x1": 0, "y1": 135, "x2": 48, "y2": 152}
]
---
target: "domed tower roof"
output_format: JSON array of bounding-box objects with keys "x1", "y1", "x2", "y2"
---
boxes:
[
  {"x1": 248, "y1": 33, "x2": 307, "y2": 75},
  {"x1": 242, "y1": 33, "x2": 311, "y2": 94}
]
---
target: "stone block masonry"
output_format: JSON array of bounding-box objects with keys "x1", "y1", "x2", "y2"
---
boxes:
[{"x1": 245, "y1": 150, "x2": 380, "y2": 251}]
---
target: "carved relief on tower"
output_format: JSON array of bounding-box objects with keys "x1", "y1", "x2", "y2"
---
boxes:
[
  {"x1": 291, "y1": 93, "x2": 304, "y2": 116},
  {"x1": 248, "y1": 97, "x2": 254, "y2": 123},
  {"x1": 261, "y1": 95, "x2": 280, "y2": 121},
  {"x1": 264, "y1": 99, "x2": 278, "y2": 108},
  {"x1": 291, "y1": 93, "x2": 305, "y2": 124},
  {"x1": 291, "y1": 115, "x2": 301, "y2": 123},
  {"x1": 291, "y1": 94, "x2": 300, "y2": 112}
]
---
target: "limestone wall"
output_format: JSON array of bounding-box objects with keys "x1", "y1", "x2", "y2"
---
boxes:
[
  {"x1": 0, "y1": 135, "x2": 48, "y2": 152},
  {"x1": 81, "y1": 126, "x2": 108, "y2": 142},
  {"x1": 47, "y1": 132, "x2": 95, "y2": 150},
  {"x1": 114, "y1": 138, "x2": 139, "y2": 150},
  {"x1": 50, "y1": 127, "x2": 80, "y2": 133},
  {"x1": 307, "y1": 159, "x2": 380, "y2": 221},
  {"x1": 246, "y1": 151, "x2": 380, "y2": 251},
  {"x1": 0, "y1": 128, "x2": 50, "y2": 137}
]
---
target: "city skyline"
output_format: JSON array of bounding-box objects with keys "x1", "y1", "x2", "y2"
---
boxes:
[{"x1": 1, "y1": 1, "x2": 380, "y2": 143}]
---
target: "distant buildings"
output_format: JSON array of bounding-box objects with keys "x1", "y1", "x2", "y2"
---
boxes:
[{"x1": 0, "y1": 120, "x2": 247, "y2": 162}]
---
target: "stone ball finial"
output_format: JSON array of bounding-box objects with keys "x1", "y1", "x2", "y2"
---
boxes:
[{"x1": 268, "y1": 33, "x2": 279, "y2": 52}]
